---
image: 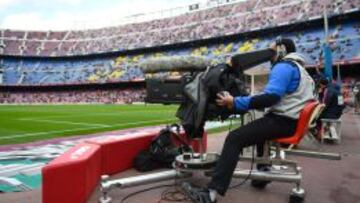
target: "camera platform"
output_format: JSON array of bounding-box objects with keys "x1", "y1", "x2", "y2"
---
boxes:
[
  {"x1": 99, "y1": 152, "x2": 219, "y2": 203},
  {"x1": 175, "y1": 152, "x2": 219, "y2": 171}
]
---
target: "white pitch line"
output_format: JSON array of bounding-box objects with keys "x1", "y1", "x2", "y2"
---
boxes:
[
  {"x1": 18, "y1": 118, "x2": 110, "y2": 127},
  {"x1": 0, "y1": 118, "x2": 176, "y2": 140},
  {"x1": 0, "y1": 126, "x2": 101, "y2": 141},
  {"x1": 20, "y1": 110, "x2": 175, "y2": 120}
]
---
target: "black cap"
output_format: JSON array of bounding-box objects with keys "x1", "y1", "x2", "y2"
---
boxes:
[
  {"x1": 276, "y1": 37, "x2": 296, "y2": 53},
  {"x1": 319, "y1": 77, "x2": 329, "y2": 86}
]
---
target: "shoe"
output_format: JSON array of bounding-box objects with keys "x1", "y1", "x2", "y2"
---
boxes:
[
  {"x1": 181, "y1": 182, "x2": 216, "y2": 203},
  {"x1": 309, "y1": 128, "x2": 321, "y2": 141},
  {"x1": 251, "y1": 164, "x2": 271, "y2": 189},
  {"x1": 256, "y1": 164, "x2": 271, "y2": 172}
]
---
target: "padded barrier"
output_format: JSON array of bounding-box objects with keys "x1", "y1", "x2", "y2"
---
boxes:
[
  {"x1": 42, "y1": 128, "x2": 207, "y2": 203},
  {"x1": 86, "y1": 129, "x2": 160, "y2": 175},
  {"x1": 42, "y1": 142, "x2": 102, "y2": 203},
  {"x1": 87, "y1": 129, "x2": 207, "y2": 175}
]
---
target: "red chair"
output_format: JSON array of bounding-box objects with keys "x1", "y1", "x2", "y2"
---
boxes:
[
  {"x1": 242, "y1": 101, "x2": 325, "y2": 202},
  {"x1": 275, "y1": 100, "x2": 322, "y2": 145}
]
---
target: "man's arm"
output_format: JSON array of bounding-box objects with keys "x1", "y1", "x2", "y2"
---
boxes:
[
  {"x1": 323, "y1": 87, "x2": 337, "y2": 107},
  {"x1": 227, "y1": 62, "x2": 299, "y2": 111}
]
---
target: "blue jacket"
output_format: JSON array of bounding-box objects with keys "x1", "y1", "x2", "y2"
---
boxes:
[
  {"x1": 234, "y1": 61, "x2": 300, "y2": 111},
  {"x1": 319, "y1": 83, "x2": 344, "y2": 119}
]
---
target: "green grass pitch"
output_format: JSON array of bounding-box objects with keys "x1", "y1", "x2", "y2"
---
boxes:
[{"x1": 0, "y1": 104, "x2": 179, "y2": 145}]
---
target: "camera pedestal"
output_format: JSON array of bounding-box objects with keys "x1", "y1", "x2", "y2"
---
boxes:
[
  {"x1": 98, "y1": 134, "x2": 340, "y2": 203},
  {"x1": 99, "y1": 152, "x2": 218, "y2": 203}
]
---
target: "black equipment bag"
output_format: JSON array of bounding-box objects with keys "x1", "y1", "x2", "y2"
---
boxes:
[
  {"x1": 133, "y1": 150, "x2": 161, "y2": 172},
  {"x1": 133, "y1": 125, "x2": 191, "y2": 172}
]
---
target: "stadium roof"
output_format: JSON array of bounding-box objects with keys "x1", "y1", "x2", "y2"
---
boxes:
[{"x1": 0, "y1": 0, "x2": 246, "y2": 31}]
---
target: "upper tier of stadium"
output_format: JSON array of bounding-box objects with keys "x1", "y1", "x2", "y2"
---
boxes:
[
  {"x1": 0, "y1": 0, "x2": 359, "y2": 57},
  {"x1": 2, "y1": 19, "x2": 359, "y2": 86}
]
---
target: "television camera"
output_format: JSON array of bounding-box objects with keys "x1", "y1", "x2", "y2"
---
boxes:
[{"x1": 98, "y1": 48, "x2": 279, "y2": 202}]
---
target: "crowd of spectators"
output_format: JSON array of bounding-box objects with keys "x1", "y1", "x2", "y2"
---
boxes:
[
  {"x1": 340, "y1": 77, "x2": 360, "y2": 106},
  {"x1": 0, "y1": 0, "x2": 358, "y2": 57},
  {"x1": 2, "y1": 20, "x2": 359, "y2": 86},
  {"x1": 0, "y1": 88, "x2": 146, "y2": 104}
]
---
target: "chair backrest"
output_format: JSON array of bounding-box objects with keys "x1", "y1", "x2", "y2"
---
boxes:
[
  {"x1": 276, "y1": 100, "x2": 320, "y2": 145},
  {"x1": 308, "y1": 103, "x2": 325, "y2": 129}
]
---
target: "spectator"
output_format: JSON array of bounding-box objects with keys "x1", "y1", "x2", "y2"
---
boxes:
[{"x1": 317, "y1": 78, "x2": 344, "y2": 119}]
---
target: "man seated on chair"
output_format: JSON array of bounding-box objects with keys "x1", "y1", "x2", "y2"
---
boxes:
[
  {"x1": 182, "y1": 38, "x2": 315, "y2": 203},
  {"x1": 317, "y1": 77, "x2": 344, "y2": 120},
  {"x1": 316, "y1": 78, "x2": 345, "y2": 140}
]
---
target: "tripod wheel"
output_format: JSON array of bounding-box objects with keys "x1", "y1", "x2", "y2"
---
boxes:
[
  {"x1": 289, "y1": 194, "x2": 304, "y2": 203},
  {"x1": 250, "y1": 180, "x2": 270, "y2": 189},
  {"x1": 289, "y1": 187, "x2": 305, "y2": 203}
]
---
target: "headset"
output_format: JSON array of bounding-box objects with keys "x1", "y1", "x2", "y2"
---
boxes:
[{"x1": 275, "y1": 37, "x2": 288, "y2": 60}]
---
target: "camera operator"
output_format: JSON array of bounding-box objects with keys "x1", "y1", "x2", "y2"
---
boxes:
[{"x1": 182, "y1": 38, "x2": 315, "y2": 203}]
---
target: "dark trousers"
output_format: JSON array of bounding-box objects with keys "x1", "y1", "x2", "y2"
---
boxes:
[{"x1": 207, "y1": 113, "x2": 298, "y2": 196}]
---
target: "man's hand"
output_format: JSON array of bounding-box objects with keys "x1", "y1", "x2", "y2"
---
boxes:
[
  {"x1": 269, "y1": 42, "x2": 277, "y2": 51},
  {"x1": 216, "y1": 91, "x2": 234, "y2": 110}
]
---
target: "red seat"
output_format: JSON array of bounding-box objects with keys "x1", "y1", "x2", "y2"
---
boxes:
[{"x1": 275, "y1": 101, "x2": 320, "y2": 145}]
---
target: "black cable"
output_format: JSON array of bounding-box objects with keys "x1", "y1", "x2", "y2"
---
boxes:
[
  {"x1": 160, "y1": 185, "x2": 188, "y2": 202},
  {"x1": 229, "y1": 110, "x2": 256, "y2": 189},
  {"x1": 228, "y1": 115, "x2": 234, "y2": 132},
  {"x1": 159, "y1": 172, "x2": 189, "y2": 202},
  {"x1": 120, "y1": 184, "x2": 174, "y2": 203},
  {"x1": 229, "y1": 143, "x2": 255, "y2": 189},
  {"x1": 120, "y1": 171, "x2": 188, "y2": 203}
]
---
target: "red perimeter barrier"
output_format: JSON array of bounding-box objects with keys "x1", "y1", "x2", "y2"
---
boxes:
[
  {"x1": 42, "y1": 143, "x2": 101, "y2": 203},
  {"x1": 86, "y1": 130, "x2": 159, "y2": 175},
  {"x1": 87, "y1": 130, "x2": 208, "y2": 175},
  {"x1": 42, "y1": 128, "x2": 208, "y2": 203}
]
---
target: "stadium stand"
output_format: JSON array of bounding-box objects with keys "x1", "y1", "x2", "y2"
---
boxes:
[
  {"x1": 0, "y1": 0, "x2": 359, "y2": 104},
  {"x1": 1, "y1": 21, "x2": 359, "y2": 85},
  {"x1": 0, "y1": 88, "x2": 145, "y2": 104},
  {"x1": 0, "y1": 0, "x2": 358, "y2": 57}
]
